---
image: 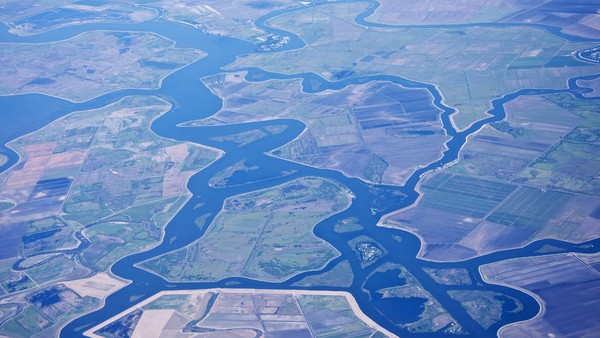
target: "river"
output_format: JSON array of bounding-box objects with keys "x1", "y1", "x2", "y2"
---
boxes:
[{"x1": 0, "y1": 2, "x2": 598, "y2": 337}]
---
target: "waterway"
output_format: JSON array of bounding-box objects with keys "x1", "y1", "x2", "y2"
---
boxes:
[{"x1": 0, "y1": 2, "x2": 598, "y2": 337}]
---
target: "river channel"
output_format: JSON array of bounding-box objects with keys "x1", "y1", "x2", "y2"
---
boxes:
[{"x1": 0, "y1": 2, "x2": 598, "y2": 337}]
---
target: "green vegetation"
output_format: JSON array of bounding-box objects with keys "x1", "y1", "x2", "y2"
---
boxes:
[
  {"x1": 21, "y1": 218, "x2": 78, "y2": 257},
  {"x1": 292, "y1": 260, "x2": 354, "y2": 288},
  {"x1": 0, "y1": 96, "x2": 219, "y2": 335},
  {"x1": 298, "y1": 294, "x2": 383, "y2": 336},
  {"x1": 370, "y1": 0, "x2": 531, "y2": 26},
  {"x1": 229, "y1": 2, "x2": 600, "y2": 130},
  {"x1": 0, "y1": 31, "x2": 204, "y2": 102},
  {"x1": 2, "y1": 275, "x2": 36, "y2": 293},
  {"x1": 0, "y1": 285, "x2": 98, "y2": 338},
  {"x1": 448, "y1": 290, "x2": 522, "y2": 329},
  {"x1": 1, "y1": 1, "x2": 157, "y2": 36},
  {"x1": 348, "y1": 235, "x2": 386, "y2": 267},
  {"x1": 365, "y1": 263, "x2": 460, "y2": 333},
  {"x1": 141, "y1": 177, "x2": 351, "y2": 282},
  {"x1": 197, "y1": 71, "x2": 445, "y2": 185},
  {"x1": 513, "y1": 94, "x2": 600, "y2": 195},
  {"x1": 82, "y1": 198, "x2": 180, "y2": 271},
  {"x1": 424, "y1": 268, "x2": 472, "y2": 286},
  {"x1": 333, "y1": 217, "x2": 364, "y2": 233},
  {"x1": 25, "y1": 255, "x2": 87, "y2": 285},
  {"x1": 142, "y1": 294, "x2": 190, "y2": 312}
]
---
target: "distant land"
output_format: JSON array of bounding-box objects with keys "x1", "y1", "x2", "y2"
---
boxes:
[{"x1": 0, "y1": 1, "x2": 598, "y2": 337}]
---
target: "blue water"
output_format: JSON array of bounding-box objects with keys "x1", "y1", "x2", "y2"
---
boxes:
[{"x1": 0, "y1": 2, "x2": 598, "y2": 337}]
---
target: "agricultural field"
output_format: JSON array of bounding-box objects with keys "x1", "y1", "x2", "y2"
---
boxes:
[
  {"x1": 383, "y1": 171, "x2": 600, "y2": 261},
  {"x1": 85, "y1": 289, "x2": 394, "y2": 338},
  {"x1": 228, "y1": 1, "x2": 600, "y2": 130},
  {"x1": 0, "y1": 31, "x2": 204, "y2": 102},
  {"x1": 512, "y1": 94, "x2": 600, "y2": 195},
  {"x1": 500, "y1": 0, "x2": 600, "y2": 39},
  {"x1": 372, "y1": 0, "x2": 545, "y2": 26},
  {"x1": 192, "y1": 71, "x2": 445, "y2": 185},
  {"x1": 0, "y1": 96, "x2": 219, "y2": 336},
  {"x1": 481, "y1": 252, "x2": 600, "y2": 337},
  {"x1": 140, "y1": 177, "x2": 352, "y2": 282},
  {"x1": 449, "y1": 94, "x2": 581, "y2": 181},
  {"x1": 382, "y1": 93, "x2": 600, "y2": 261}
]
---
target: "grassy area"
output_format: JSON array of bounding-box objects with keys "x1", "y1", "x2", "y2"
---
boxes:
[
  {"x1": 0, "y1": 31, "x2": 204, "y2": 102},
  {"x1": 333, "y1": 217, "x2": 364, "y2": 233},
  {"x1": 0, "y1": 96, "x2": 220, "y2": 335},
  {"x1": 348, "y1": 235, "x2": 387, "y2": 268},
  {"x1": 0, "y1": 1, "x2": 156, "y2": 36},
  {"x1": 141, "y1": 177, "x2": 351, "y2": 282},
  {"x1": 371, "y1": 0, "x2": 534, "y2": 26},
  {"x1": 0, "y1": 285, "x2": 98, "y2": 337},
  {"x1": 424, "y1": 268, "x2": 472, "y2": 286},
  {"x1": 487, "y1": 187, "x2": 569, "y2": 230},
  {"x1": 149, "y1": 0, "x2": 299, "y2": 43},
  {"x1": 198, "y1": 70, "x2": 445, "y2": 185},
  {"x1": 364, "y1": 263, "x2": 460, "y2": 333},
  {"x1": 292, "y1": 260, "x2": 354, "y2": 288},
  {"x1": 512, "y1": 94, "x2": 600, "y2": 195},
  {"x1": 448, "y1": 290, "x2": 522, "y2": 329},
  {"x1": 228, "y1": 2, "x2": 600, "y2": 130},
  {"x1": 298, "y1": 294, "x2": 381, "y2": 337}
]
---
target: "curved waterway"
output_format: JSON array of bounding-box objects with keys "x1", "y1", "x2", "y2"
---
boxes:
[{"x1": 0, "y1": 2, "x2": 598, "y2": 337}]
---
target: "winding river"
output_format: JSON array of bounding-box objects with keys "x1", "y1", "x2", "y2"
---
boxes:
[{"x1": 0, "y1": 2, "x2": 599, "y2": 337}]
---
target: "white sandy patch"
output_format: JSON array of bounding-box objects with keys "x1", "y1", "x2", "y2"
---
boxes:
[
  {"x1": 62, "y1": 272, "x2": 126, "y2": 299},
  {"x1": 165, "y1": 143, "x2": 189, "y2": 163},
  {"x1": 132, "y1": 309, "x2": 175, "y2": 338}
]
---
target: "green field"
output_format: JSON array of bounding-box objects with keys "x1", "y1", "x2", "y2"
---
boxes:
[
  {"x1": 448, "y1": 290, "x2": 522, "y2": 329},
  {"x1": 141, "y1": 177, "x2": 351, "y2": 282},
  {"x1": 0, "y1": 32, "x2": 204, "y2": 102},
  {"x1": 228, "y1": 2, "x2": 600, "y2": 130}
]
